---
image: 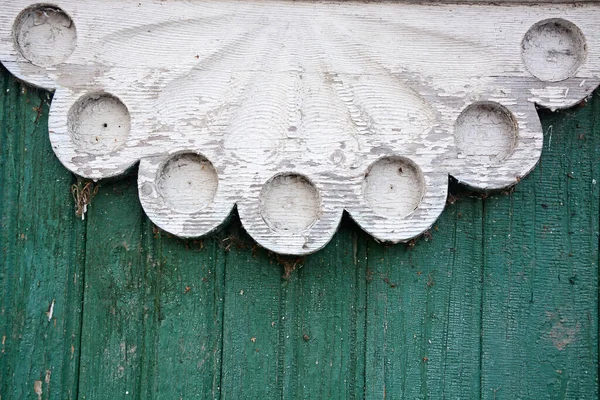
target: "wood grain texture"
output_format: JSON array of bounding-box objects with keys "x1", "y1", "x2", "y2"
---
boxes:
[
  {"x1": 76, "y1": 179, "x2": 148, "y2": 398},
  {"x1": 139, "y1": 228, "x2": 225, "y2": 398},
  {"x1": 220, "y1": 221, "x2": 367, "y2": 398},
  {"x1": 480, "y1": 94, "x2": 600, "y2": 399},
  {"x1": 0, "y1": 66, "x2": 85, "y2": 399},
  {"x1": 365, "y1": 192, "x2": 484, "y2": 399},
  {"x1": 1, "y1": 12, "x2": 599, "y2": 400},
  {"x1": 2, "y1": 0, "x2": 600, "y2": 254},
  {"x1": 75, "y1": 175, "x2": 227, "y2": 400}
]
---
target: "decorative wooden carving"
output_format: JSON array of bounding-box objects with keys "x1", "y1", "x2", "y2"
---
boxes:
[{"x1": 1, "y1": 1, "x2": 599, "y2": 255}]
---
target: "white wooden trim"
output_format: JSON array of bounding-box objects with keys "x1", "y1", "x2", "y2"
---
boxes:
[{"x1": 1, "y1": 1, "x2": 599, "y2": 254}]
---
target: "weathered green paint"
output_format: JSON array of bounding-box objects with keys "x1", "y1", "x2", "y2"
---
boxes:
[
  {"x1": 365, "y1": 194, "x2": 484, "y2": 399},
  {"x1": 0, "y1": 69, "x2": 85, "y2": 399},
  {"x1": 0, "y1": 64, "x2": 598, "y2": 399},
  {"x1": 481, "y1": 104, "x2": 600, "y2": 399}
]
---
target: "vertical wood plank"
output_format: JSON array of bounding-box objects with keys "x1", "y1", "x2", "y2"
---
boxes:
[
  {"x1": 279, "y1": 221, "x2": 367, "y2": 399},
  {"x1": 219, "y1": 221, "x2": 283, "y2": 399},
  {"x1": 77, "y1": 175, "x2": 227, "y2": 399},
  {"x1": 76, "y1": 177, "x2": 147, "y2": 399},
  {"x1": 219, "y1": 218, "x2": 368, "y2": 399},
  {"x1": 364, "y1": 193, "x2": 484, "y2": 399},
  {"x1": 0, "y1": 66, "x2": 85, "y2": 399},
  {"x1": 139, "y1": 231, "x2": 225, "y2": 399},
  {"x1": 480, "y1": 94, "x2": 600, "y2": 399}
]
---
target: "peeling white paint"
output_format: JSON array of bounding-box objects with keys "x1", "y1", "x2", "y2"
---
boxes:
[
  {"x1": 1, "y1": 1, "x2": 599, "y2": 255},
  {"x1": 46, "y1": 299, "x2": 54, "y2": 322}
]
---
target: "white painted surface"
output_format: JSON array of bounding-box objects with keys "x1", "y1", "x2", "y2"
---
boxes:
[
  {"x1": 455, "y1": 102, "x2": 518, "y2": 164},
  {"x1": 67, "y1": 93, "x2": 130, "y2": 155},
  {"x1": 157, "y1": 153, "x2": 219, "y2": 214},
  {"x1": 13, "y1": 6, "x2": 77, "y2": 67},
  {"x1": 260, "y1": 174, "x2": 322, "y2": 234},
  {"x1": 522, "y1": 18, "x2": 587, "y2": 82},
  {"x1": 363, "y1": 157, "x2": 425, "y2": 219},
  {"x1": 1, "y1": 0, "x2": 599, "y2": 255}
]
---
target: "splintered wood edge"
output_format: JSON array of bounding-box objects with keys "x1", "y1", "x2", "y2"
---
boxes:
[{"x1": 0, "y1": 0, "x2": 599, "y2": 255}]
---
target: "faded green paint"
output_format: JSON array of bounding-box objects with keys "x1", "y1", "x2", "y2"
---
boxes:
[{"x1": 0, "y1": 65, "x2": 598, "y2": 399}]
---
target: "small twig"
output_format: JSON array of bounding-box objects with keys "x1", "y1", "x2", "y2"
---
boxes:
[
  {"x1": 277, "y1": 255, "x2": 305, "y2": 279},
  {"x1": 493, "y1": 387, "x2": 501, "y2": 400},
  {"x1": 71, "y1": 181, "x2": 98, "y2": 220}
]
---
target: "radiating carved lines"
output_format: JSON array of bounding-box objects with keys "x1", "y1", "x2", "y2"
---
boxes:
[
  {"x1": 1, "y1": 0, "x2": 598, "y2": 254},
  {"x1": 153, "y1": 23, "x2": 274, "y2": 135},
  {"x1": 313, "y1": 18, "x2": 439, "y2": 150}
]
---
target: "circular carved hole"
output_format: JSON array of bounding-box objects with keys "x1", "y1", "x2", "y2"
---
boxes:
[
  {"x1": 522, "y1": 18, "x2": 587, "y2": 82},
  {"x1": 363, "y1": 157, "x2": 425, "y2": 219},
  {"x1": 158, "y1": 153, "x2": 218, "y2": 214},
  {"x1": 14, "y1": 5, "x2": 77, "y2": 67},
  {"x1": 68, "y1": 93, "x2": 131, "y2": 155},
  {"x1": 260, "y1": 174, "x2": 321, "y2": 233},
  {"x1": 455, "y1": 102, "x2": 518, "y2": 164}
]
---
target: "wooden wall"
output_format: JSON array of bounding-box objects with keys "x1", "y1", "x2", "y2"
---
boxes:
[{"x1": 0, "y1": 64, "x2": 597, "y2": 399}]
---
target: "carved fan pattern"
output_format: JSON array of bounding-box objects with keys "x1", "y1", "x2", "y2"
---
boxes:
[{"x1": 1, "y1": 1, "x2": 599, "y2": 254}]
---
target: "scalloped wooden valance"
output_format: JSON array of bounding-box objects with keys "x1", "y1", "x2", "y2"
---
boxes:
[{"x1": 1, "y1": 1, "x2": 599, "y2": 254}]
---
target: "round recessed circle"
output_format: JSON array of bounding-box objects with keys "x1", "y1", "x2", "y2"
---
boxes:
[
  {"x1": 522, "y1": 18, "x2": 587, "y2": 82},
  {"x1": 14, "y1": 5, "x2": 77, "y2": 67},
  {"x1": 158, "y1": 153, "x2": 219, "y2": 214},
  {"x1": 68, "y1": 93, "x2": 131, "y2": 155},
  {"x1": 363, "y1": 156, "x2": 425, "y2": 219},
  {"x1": 455, "y1": 102, "x2": 518, "y2": 164},
  {"x1": 260, "y1": 174, "x2": 321, "y2": 233}
]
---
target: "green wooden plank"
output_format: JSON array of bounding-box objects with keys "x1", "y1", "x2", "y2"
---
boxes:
[
  {"x1": 364, "y1": 192, "x2": 484, "y2": 399},
  {"x1": 279, "y1": 220, "x2": 367, "y2": 399},
  {"x1": 77, "y1": 175, "x2": 226, "y2": 399},
  {"x1": 76, "y1": 177, "x2": 147, "y2": 399},
  {"x1": 481, "y1": 95, "x2": 600, "y2": 399},
  {"x1": 219, "y1": 222, "x2": 284, "y2": 399},
  {"x1": 139, "y1": 229, "x2": 225, "y2": 399},
  {"x1": 220, "y1": 218, "x2": 367, "y2": 399},
  {"x1": 0, "y1": 66, "x2": 85, "y2": 399}
]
